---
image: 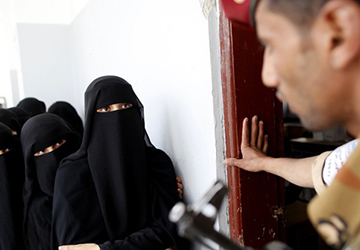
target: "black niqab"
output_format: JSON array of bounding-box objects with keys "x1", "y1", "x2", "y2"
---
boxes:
[
  {"x1": 21, "y1": 113, "x2": 81, "y2": 250},
  {"x1": 0, "y1": 122, "x2": 25, "y2": 250},
  {"x1": 87, "y1": 76, "x2": 149, "y2": 238},
  {"x1": 17, "y1": 97, "x2": 46, "y2": 117},
  {"x1": 48, "y1": 101, "x2": 84, "y2": 136},
  {"x1": 53, "y1": 76, "x2": 184, "y2": 249},
  {"x1": 0, "y1": 108, "x2": 22, "y2": 137},
  {"x1": 8, "y1": 107, "x2": 30, "y2": 127}
]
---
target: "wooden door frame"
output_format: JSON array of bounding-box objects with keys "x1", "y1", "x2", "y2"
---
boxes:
[
  {"x1": 218, "y1": 6, "x2": 286, "y2": 247},
  {"x1": 219, "y1": 9, "x2": 244, "y2": 242}
]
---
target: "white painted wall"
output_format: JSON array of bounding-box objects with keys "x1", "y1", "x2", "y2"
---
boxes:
[
  {"x1": 17, "y1": 23, "x2": 76, "y2": 109},
  {"x1": 14, "y1": 0, "x2": 90, "y2": 24},
  {"x1": 0, "y1": 22, "x2": 13, "y2": 107}
]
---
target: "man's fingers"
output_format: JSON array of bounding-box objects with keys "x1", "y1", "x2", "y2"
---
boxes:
[
  {"x1": 251, "y1": 116, "x2": 258, "y2": 147},
  {"x1": 257, "y1": 120, "x2": 264, "y2": 149},
  {"x1": 241, "y1": 117, "x2": 250, "y2": 149},
  {"x1": 263, "y1": 135, "x2": 269, "y2": 154},
  {"x1": 224, "y1": 158, "x2": 241, "y2": 167}
]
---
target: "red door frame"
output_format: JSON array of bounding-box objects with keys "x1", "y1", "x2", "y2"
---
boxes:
[{"x1": 219, "y1": 7, "x2": 286, "y2": 248}]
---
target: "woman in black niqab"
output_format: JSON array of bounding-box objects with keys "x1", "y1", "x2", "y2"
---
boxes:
[
  {"x1": 0, "y1": 108, "x2": 22, "y2": 137},
  {"x1": 8, "y1": 107, "x2": 30, "y2": 127},
  {"x1": 48, "y1": 101, "x2": 84, "y2": 136},
  {"x1": 0, "y1": 122, "x2": 25, "y2": 250},
  {"x1": 21, "y1": 113, "x2": 81, "y2": 250},
  {"x1": 17, "y1": 97, "x2": 46, "y2": 117},
  {"x1": 53, "y1": 76, "x2": 184, "y2": 249}
]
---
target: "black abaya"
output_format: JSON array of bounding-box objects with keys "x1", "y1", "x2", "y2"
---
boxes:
[
  {"x1": 52, "y1": 76, "x2": 184, "y2": 249},
  {"x1": 48, "y1": 101, "x2": 84, "y2": 136},
  {"x1": 21, "y1": 113, "x2": 81, "y2": 250},
  {"x1": 17, "y1": 97, "x2": 46, "y2": 117},
  {"x1": 0, "y1": 108, "x2": 22, "y2": 137},
  {"x1": 0, "y1": 122, "x2": 25, "y2": 249},
  {"x1": 8, "y1": 107, "x2": 30, "y2": 127}
]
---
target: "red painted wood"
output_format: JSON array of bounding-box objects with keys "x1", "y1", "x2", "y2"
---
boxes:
[
  {"x1": 220, "y1": 10, "x2": 244, "y2": 242},
  {"x1": 220, "y1": 9, "x2": 286, "y2": 249}
]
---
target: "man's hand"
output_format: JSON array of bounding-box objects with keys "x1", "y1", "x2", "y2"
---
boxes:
[
  {"x1": 224, "y1": 116, "x2": 268, "y2": 172},
  {"x1": 59, "y1": 244, "x2": 100, "y2": 250}
]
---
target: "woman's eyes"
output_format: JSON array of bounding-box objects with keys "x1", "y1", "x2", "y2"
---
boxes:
[
  {"x1": 122, "y1": 103, "x2": 132, "y2": 109},
  {"x1": 96, "y1": 103, "x2": 133, "y2": 113},
  {"x1": 97, "y1": 107, "x2": 110, "y2": 112},
  {"x1": 0, "y1": 148, "x2": 11, "y2": 155},
  {"x1": 34, "y1": 139, "x2": 66, "y2": 156}
]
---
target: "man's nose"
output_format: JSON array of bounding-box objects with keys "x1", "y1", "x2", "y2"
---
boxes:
[{"x1": 261, "y1": 48, "x2": 279, "y2": 88}]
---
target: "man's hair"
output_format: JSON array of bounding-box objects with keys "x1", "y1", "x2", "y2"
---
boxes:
[{"x1": 264, "y1": 0, "x2": 328, "y2": 28}]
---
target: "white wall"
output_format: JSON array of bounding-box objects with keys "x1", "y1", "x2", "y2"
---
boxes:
[
  {"x1": 0, "y1": 22, "x2": 13, "y2": 107},
  {"x1": 14, "y1": 0, "x2": 90, "y2": 24},
  {"x1": 17, "y1": 23, "x2": 76, "y2": 109}
]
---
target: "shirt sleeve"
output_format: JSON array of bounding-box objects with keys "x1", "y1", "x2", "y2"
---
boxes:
[{"x1": 312, "y1": 151, "x2": 331, "y2": 195}]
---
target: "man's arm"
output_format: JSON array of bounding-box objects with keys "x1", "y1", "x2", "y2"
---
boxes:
[{"x1": 224, "y1": 116, "x2": 315, "y2": 188}]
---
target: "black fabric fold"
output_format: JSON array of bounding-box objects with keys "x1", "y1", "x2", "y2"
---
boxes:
[
  {"x1": 17, "y1": 97, "x2": 46, "y2": 117},
  {"x1": 0, "y1": 108, "x2": 22, "y2": 137},
  {"x1": 48, "y1": 101, "x2": 84, "y2": 137},
  {"x1": 8, "y1": 107, "x2": 30, "y2": 128},
  {"x1": 0, "y1": 122, "x2": 25, "y2": 250}
]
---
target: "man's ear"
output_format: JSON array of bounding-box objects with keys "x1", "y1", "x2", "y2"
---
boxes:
[{"x1": 314, "y1": 0, "x2": 360, "y2": 70}]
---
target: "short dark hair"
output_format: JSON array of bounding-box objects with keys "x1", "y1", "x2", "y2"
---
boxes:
[
  {"x1": 263, "y1": 0, "x2": 328, "y2": 28},
  {"x1": 255, "y1": 0, "x2": 360, "y2": 28}
]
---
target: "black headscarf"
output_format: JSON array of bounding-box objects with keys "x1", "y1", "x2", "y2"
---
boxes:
[
  {"x1": 53, "y1": 76, "x2": 184, "y2": 249},
  {"x1": 0, "y1": 122, "x2": 25, "y2": 250},
  {"x1": 0, "y1": 108, "x2": 22, "y2": 137},
  {"x1": 17, "y1": 97, "x2": 46, "y2": 117},
  {"x1": 8, "y1": 107, "x2": 30, "y2": 127},
  {"x1": 21, "y1": 113, "x2": 81, "y2": 250},
  {"x1": 48, "y1": 101, "x2": 84, "y2": 136}
]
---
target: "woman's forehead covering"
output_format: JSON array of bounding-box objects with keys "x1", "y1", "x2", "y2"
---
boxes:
[
  {"x1": 85, "y1": 76, "x2": 138, "y2": 109},
  {"x1": 21, "y1": 113, "x2": 73, "y2": 154},
  {"x1": 0, "y1": 122, "x2": 16, "y2": 149},
  {"x1": 0, "y1": 109, "x2": 21, "y2": 132}
]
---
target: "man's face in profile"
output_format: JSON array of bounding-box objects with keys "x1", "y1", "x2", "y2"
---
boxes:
[{"x1": 254, "y1": 0, "x2": 348, "y2": 132}]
